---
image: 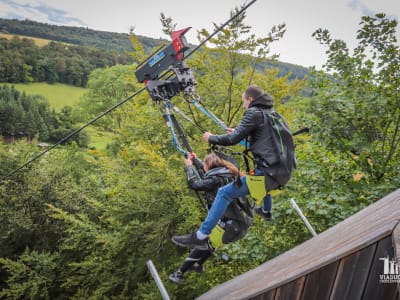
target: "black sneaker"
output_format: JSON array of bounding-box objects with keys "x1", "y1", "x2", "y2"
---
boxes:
[
  {"x1": 187, "y1": 263, "x2": 205, "y2": 274},
  {"x1": 172, "y1": 233, "x2": 209, "y2": 250},
  {"x1": 254, "y1": 207, "x2": 273, "y2": 221},
  {"x1": 169, "y1": 271, "x2": 184, "y2": 284}
]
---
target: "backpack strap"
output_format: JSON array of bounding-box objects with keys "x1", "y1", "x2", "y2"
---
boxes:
[{"x1": 263, "y1": 111, "x2": 281, "y2": 160}]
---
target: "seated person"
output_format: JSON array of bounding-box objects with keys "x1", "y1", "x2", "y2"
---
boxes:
[{"x1": 169, "y1": 153, "x2": 252, "y2": 284}]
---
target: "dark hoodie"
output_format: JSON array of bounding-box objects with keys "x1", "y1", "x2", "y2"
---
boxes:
[{"x1": 208, "y1": 94, "x2": 281, "y2": 190}]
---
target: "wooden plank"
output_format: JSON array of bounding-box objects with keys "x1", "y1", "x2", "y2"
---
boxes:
[
  {"x1": 274, "y1": 276, "x2": 305, "y2": 300},
  {"x1": 301, "y1": 261, "x2": 338, "y2": 300},
  {"x1": 197, "y1": 189, "x2": 400, "y2": 300},
  {"x1": 249, "y1": 289, "x2": 276, "y2": 300},
  {"x1": 393, "y1": 222, "x2": 400, "y2": 266},
  {"x1": 392, "y1": 222, "x2": 400, "y2": 297},
  {"x1": 362, "y1": 236, "x2": 398, "y2": 300},
  {"x1": 330, "y1": 243, "x2": 376, "y2": 300}
]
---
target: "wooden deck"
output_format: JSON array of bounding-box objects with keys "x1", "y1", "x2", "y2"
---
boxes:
[{"x1": 197, "y1": 189, "x2": 400, "y2": 300}]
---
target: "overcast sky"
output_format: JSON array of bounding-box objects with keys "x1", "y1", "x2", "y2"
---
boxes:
[{"x1": 1, "y1": 0, "x2": 399, "y2": 69}]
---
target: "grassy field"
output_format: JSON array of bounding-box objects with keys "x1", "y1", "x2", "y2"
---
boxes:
[
  {"x1": 2, "y1": 82, "x2": 114, "y2": 150},
  {"x1": 3, "y1": 82, "x2": 86, "y2": 111},
  {"x1": 0, "y1": 33, "x2": 63, "y2": 47},
  {"x1": 85, "y1": 127, "x2": 115, "y2": 150}
]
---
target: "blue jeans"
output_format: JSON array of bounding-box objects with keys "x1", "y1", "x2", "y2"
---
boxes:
[{"x1": 199, "y1": 169, "x2": 272, "y2": 235}]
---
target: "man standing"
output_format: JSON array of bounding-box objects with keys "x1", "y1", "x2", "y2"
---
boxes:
[{"x1": 172, "y1": 85, "x2": 294, "y2": 249}]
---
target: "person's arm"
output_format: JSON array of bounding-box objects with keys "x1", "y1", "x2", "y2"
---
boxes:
[
  {"x1": 184, "y1": 158, "x2": 218, "y2": 191},
  {"x1": 187, "y1": 171, "x2": 220, "y2": 191},
  {"x1": 206, "y1": 108, "x2": 257, "y2": 146}
]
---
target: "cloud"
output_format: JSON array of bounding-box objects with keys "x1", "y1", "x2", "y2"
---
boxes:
[
  {"x1": 347, "y1": 0, "x2": 376, "y2": 17},
  {"x1": 0, "y1": 0, "x2": 86, "y2": 27},
  {"x1": 347, "y1": 0, "x2": 399, "y2": 21}
]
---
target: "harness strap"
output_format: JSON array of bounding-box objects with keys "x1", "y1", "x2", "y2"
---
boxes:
[
  {"x1": 172, "y1": 104, "x2": 207, "y2": 132},
  {"x1": 163, "y1": 105, "x2": 186, "y2": 155},
  {"x1": 190, "y1": 98, "x2": 228, "y2": 131}
]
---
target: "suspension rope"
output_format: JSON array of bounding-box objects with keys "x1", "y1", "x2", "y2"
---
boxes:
[
  {"x1": 163, "y1": 103, "x2": 187, "y2": 155},
  {"x1": 171, "y1": 104, "x2": 207, "y2": 132},
  {"x1": 190, "y1": 98, "x2": 228, "y2": 131},
  {"x1": 183, "y1": 94, "x2": 249, "y2": 147}
]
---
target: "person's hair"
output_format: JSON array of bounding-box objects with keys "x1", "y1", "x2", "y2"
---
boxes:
[
  {"x1": 204, "y1": 153, "x2": 242, "y2": 177},
  {"x1": 244, "y1": 85, "x2": 264, "y2": 100}
]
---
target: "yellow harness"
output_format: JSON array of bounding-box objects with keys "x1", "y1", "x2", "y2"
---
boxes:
[
  {"x1": 246, "y1": 174, "x2": 281, "y2": 205},
  {"x1": 209, "y1": 224, "x2": 225, "y2": 248}
]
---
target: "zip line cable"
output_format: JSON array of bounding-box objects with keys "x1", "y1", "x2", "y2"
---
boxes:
[
  {"x1": 1, "y1": 0, "x2": 258, "y2": 182},
  {"x1": 184, "y1": 0, "x2": 257, "y2": 60},
  {"x1": 1, "y1": 87, "x2": 145, "y2": 181}
]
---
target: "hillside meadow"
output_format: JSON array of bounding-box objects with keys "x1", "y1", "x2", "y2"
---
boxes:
[
  {"x1": 3, "y1": 82, "x2": 85, "y2": 111},
  {"x1": 0, "y1": 32, "x2": 56, "y2": 47},
  {"x1": 2, "y1": 82, "x2": 114, "y2": 149}
]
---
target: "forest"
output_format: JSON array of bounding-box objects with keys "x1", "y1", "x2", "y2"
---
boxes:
[
  {"x1": 0, "y1": 85, "x2": 88, "y2": 146},
  {"x1": 0, "y1": 10, "x2": 399, "y2": 300},
  {"x1": 0, "y1": 36, "x2": 133, "y2": 87},
  {"x1": 0, "y1": 18, "x2": 160, "y2": 53}
]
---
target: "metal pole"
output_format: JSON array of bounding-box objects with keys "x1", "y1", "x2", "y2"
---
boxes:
[
  {"x1": 146, "y1": 260, "x2": 171, "y2": 300},
  {"x1": 290, "y1": 198, "x2": 317, "y2": 237}
]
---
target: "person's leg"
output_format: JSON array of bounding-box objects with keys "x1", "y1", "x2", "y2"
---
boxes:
[
  {"x1": 172, "y1": 176, "x2": 249, "y2": 249},
  {"x1": 196, "y1": 249, "x2": 212, "y2": 267},
  {"x1": 169, "y1": 249, "x2": 211, "y2": 283},
  {"x1": 187, "y1": 249, "x2": 211, "y2": 273},
  {"x1": 254, "y1": 169, "x2": 273, "y2": 220},
  {"x1": 263, "y1": 193, "x2": 272, "y2": 212},
  {"x1": 180, "y1": 249, "x2": 209, "y2": 273},
  {"x1": 199, "y1": 176, "x2": 249, "y2": 235}
]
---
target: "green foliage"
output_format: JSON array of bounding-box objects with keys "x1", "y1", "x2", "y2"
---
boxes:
[
  {"x1": 0, "y1": 35, "x2": 133, "y2": 87},
  {"x1": 160, "y1": 13, "x2": 177, "y2": 36},
  {"x1": 310, "y1": 13, "x2": 400, "y2": 181},
  {"x1": 1, "y1": 10, "x2": 399, "y2": 300},
  {"x1": 0, "y1": 85, "x2": 88, "y2": 145},
  {"x1": 188, "y1": 8, "x2": 304, "y2": 129},
  {"x1": 73, "y1": 64, "x2": 139, "y2": 131},
  {"x1": 0, "y1": 18, "x2": 162, "y2": 54},
  {"x1": 5, "y1": 82, "x2": 86, "y2": 112},
  {"x1": 0, "y1": 18, "x2": 310, "y2": 82},
  {"x1": 0, "y1": 249, "x2": 59, "y2": 300}
]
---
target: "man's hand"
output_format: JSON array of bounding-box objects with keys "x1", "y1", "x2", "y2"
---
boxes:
[
  {"x1": 226, "y1": 127, "x2": 234, "y2": 133},
  {"x1": 203, "y1": 132, "x2": 212, "y2": 143}
]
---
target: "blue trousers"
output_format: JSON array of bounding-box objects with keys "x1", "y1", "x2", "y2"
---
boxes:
[{"x1": 200, "y1": 170, "x2": 272, "y2": 235}]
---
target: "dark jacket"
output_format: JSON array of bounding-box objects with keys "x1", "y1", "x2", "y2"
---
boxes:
[
  {"x1": 208, "y1": 94, "x2": 281, "y2": 190},
  {"x1": 185, "y1": 165, "x2": 251, "y2": 243},
  {"x1": 185, "y1": 166, "x2": 232, "y2": 205}
]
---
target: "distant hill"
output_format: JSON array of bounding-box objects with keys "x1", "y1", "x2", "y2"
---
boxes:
[
  {"x1": 0, "y1": 18, "x2": 163, "y2": 54},
  {"x1": 0, "y1": 18, "x2": 310, "y2": 80}
]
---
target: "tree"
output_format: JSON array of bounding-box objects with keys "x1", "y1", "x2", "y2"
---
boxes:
[
  {"x1": 160, "y1": 12, "x2": 177, "y2": 36},
  {"x1": 310, "y1": 13, "x2": 400, "y2": 181},
  {"x1": 74, "y1": 64, "x2": 138, "y2": 131},
  {"x1": 188, "y1": 8, "x2": 292, "y2": 128}
]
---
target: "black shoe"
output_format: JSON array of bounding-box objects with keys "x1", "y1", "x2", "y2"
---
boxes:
[
  {"x1": 254, "y1": 207, "x2": 272, "y2": 221},
  {"x1": 172, "y1": 232, "x2": 209, "y2": 250},
  {"x1": 187, "y1": 263, "x2": 205, "y2": 274},
  {"x1": 169, "y1": 271, "x2": 184, "y2": 284}
]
